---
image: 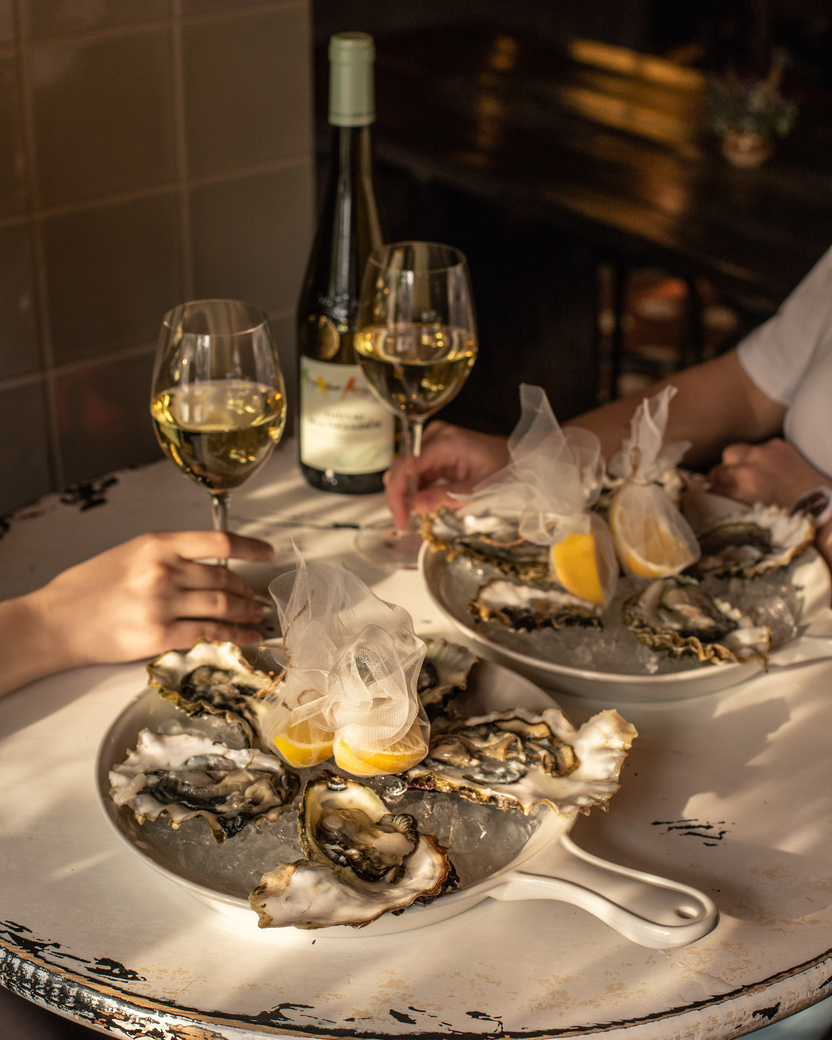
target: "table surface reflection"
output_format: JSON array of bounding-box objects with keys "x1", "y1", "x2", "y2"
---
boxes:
[{"x1": 1, "y1": 442, "x2": 832, "y2": 1040}]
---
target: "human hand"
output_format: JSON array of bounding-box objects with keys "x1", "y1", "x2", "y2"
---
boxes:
[
  {"x1": 25, "y1": 531, "x2": 274, "y2": 678},
  {"x1": 707, "y1": 438, "x2": 827, "y2": 510},
  {"x1": 384, "y1": 421, "x2": 511, "y2": 528}
]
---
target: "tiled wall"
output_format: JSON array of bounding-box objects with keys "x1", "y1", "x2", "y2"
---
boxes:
[{"x1": 0, "y1": 0, "x2": 314, "y2": 517}]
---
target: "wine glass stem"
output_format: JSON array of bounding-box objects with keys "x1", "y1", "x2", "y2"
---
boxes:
[
  {"x1": 211, "y1": 491, "x2": 230, "y2": 567},
  {"x1": 403, "y1": 418, "x2": 424, "y2": 534}
]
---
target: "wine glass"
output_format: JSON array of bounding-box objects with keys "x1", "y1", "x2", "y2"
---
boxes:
[
  {"x1": 353, "y1": 241, "x2": 478, "y2": 569},
  {"x1": 150, "y1": 299, "x2": 287, "y2": 564}
]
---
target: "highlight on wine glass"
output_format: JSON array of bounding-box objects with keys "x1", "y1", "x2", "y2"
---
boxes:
[
  {"x1": 354, "y1": 241, "x2": 478, "y2": 569},
  {"x1": 150, "y1": 299, "x2": 287, "y2": 555}
]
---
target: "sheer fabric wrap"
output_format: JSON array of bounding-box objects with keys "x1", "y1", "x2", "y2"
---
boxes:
[
  {"x1": 258, "y1": 549, "x2": 428, "y2": 773},
  {"x1": 455, "y1": 384, "x2": 617, "y2": 604}
]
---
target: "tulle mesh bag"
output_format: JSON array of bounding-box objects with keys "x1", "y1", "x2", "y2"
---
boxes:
[
  {"x1": 607, "y1": 385, "x2": 700, "y2": 578},
  {"x1": 457, "y1": 384, "x2": 618, "y2": 606},
  {"x1": 258, "y1": 548, "x2": 429, "y2": 775}
]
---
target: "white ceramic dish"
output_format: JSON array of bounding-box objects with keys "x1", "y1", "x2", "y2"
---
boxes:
[
  {"x1": 97, "y1": 660, "x2": 717, "y2": 947},
  {"x1": 419, "y1": 544, "x2": 832, "y2": 702}
]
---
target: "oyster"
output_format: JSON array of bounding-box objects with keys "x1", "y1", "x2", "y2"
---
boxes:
[
  {"x1": 690, "y1": 503, "x2": 814, "y2": 579},
  {"x1": 622, "y1": 578, "x2": 771, "y2": 664},
  {"x1": 468, "y1": 577, "x2": 601, "y2": 632},
  {"x1": 422, "y1": 507, "x2": 550, "y2": 584},
  {"x1": 249, "y1": 772, "x2": 454, "y2": 929},
  {"x1": 109, "y1": 729, "x2": 300, "y2": 842},
  {"x1": 417, "y1": 637, "x2": 478, "y2": 721},
  {"x1": 407, "y1": 707, "x2": 637, "y2": 816},
  {"x1": 147, "y1": 639, "x2": 281, "y2": 745}
]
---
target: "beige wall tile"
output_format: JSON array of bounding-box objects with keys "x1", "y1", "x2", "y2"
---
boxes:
[
  {"x1": 0, "y1": 380, "x2": 52, "y2": 514},
  {"x1": 30, "y1": 30, "x2": 176, "y2": 207},
  {"x1": 0, "y1": 224, "x2": 40, "y2": 379},
  {"x1": 182, "y1": 5, "x2": 312, "y2": 178},
  {"x1": 0, "y1": 0, "x2": 313, "y2": 517},
  {"x1": 54, "y1": 351, "x2": 161, "y2": 487},
  {"x1": 181, "y1": 0, "x2": 282, "y2": 14},
  {"x1": 0, "y1": 0, "x2": 13, "y2": 42},
  {"x1": 19, "y1": 0, "x2": 170, "y2": 39},
  {"x1": 0, "y1": 54, "x2": 28, "y2": 218},
  {"x1": 42, "y1": 193, "x2": 183, "y2": 366},
  {"x1": 188, "y1": 164, "x2": 313, "y2": 314}
]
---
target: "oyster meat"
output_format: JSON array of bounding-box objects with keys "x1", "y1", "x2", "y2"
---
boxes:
[
  {"x1": 417, "y1": 637, "x2": 478, "y2": 721},
  {"x1": 469, "y1": 577, "x2": 602, "y2": 632},
  {"x1": 147, "y1": 639, "x2": 281, "y2": 745},
  {"x1": 622, "y1": 578, "x2": 771, "y2": 664},
  {"x1": 422, "y1": 507, "x2": 550, "y2": 584},
  {"x1": 250, "y1": 772, "x2": 454, "y2": 929},
  {"x1": 109, "y1": 729, "x2": 300, "y2": 842},
  {"x1": 407, "y1": 706, "x2": 637, "y2": 816},
  {"x1": 690, "y1": 503, "x2": 814, "y2": 579}
]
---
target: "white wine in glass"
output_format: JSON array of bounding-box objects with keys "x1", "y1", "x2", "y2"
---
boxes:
[
  {"x1": 354, "y1": 242, "x2": 478, "y2": 568},
  {"x1": 150, "y1": 299, "x2": 286, "y2": 561}
]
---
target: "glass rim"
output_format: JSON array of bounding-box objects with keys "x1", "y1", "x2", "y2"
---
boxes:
[
  {"x1": 366, "y1": 241, "x2": 469, "y2": 273},
  {"x1": 161, "y1": 298, "x2": 271, "y2": 336}
]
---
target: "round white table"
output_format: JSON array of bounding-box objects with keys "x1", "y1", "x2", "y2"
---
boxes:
[{"x1": 2, "y1": 442, "x2": 832, "y2": 1039}]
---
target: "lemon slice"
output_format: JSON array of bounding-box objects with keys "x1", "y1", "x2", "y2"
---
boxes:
[
  {"x1": 551, "y1": 530, "x2": 606, "y2": 605},
  {"x1": 609, "y1": 492, "x2": 698, "y2": 578},
  {"x1": 273, "y1": 717, "x2": 334, "y2": 769},
  {"x1": 333, "y1": 721, "x2": 427, "y2": 777}
]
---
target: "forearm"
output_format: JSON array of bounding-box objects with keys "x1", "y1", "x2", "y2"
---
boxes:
[
  {"x1": 0, "y1": 591, "x2": 74, "y2": 699},
  {"x1": 568, "y1": 351, "x2": 786, "y2": 470}
]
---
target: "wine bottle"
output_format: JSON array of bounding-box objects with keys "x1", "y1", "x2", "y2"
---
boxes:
[{"x1": 297, "y1": 31, "x2": 394, "y2": 494}]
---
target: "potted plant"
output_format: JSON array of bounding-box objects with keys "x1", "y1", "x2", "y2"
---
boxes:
[{"x1": 708, "y1": 53, "x2": 797, "y2": 167}]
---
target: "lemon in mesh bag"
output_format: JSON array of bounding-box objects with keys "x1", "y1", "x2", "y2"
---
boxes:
[
  {"x1": 550, "y1": 511, "x2": 619, "y2": 605},
  {"x1": 259, "y1": 551, "x2": 428, "y2": 777},
  {"x1": 607, "y1": 386, "x2": 700, "y2": 578}
]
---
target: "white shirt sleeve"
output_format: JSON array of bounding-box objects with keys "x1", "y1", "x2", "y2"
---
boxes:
[{"x1": 737, "y1": 245, "x2": 832, "y2": 407}]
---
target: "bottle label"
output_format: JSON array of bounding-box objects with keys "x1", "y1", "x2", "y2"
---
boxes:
[{"x1": 300, "y1": 358, "x2": 394, "y2": 474}]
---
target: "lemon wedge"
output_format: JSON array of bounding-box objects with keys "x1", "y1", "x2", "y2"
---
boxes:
[
  {"x1": 273, "y1": 717, "x2": 334, "y2": 769},
  {"x1": 609, "y1": 493, "x2": 698, "y2": 578},
  {"x1": 551, "y1": 530, "x2": 606, "y2": 605},
  {"x1": 333, "y1": 721, "x2": 427, "y2": 777}
]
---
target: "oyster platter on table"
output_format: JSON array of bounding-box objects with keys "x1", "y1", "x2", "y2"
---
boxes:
[
  {"x1": 98, "y1": 554, "x2": 717, "y2": 947},
  {"x1": 419, "y1": 384, "x2": 828, "y2": 701}
]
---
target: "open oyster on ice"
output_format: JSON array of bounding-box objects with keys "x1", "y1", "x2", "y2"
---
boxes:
[
  {"x1": 689, "y1": 502, "x2": 814, "y2": 579},
  {"x1": 423, "y1": 506, "x2": 550, "y2": 584},
  {"x1": 109, "y1": 729, "x2": 300, "y2": 842},
  {"x1": 468, "y1": 577, "x2": 602, "y2": 632},
  {"x1": 406, "y1": 706, "x2": 636, "y2": 817},
  {"x1": 417, "y1": 637, "x2": 478, "y2": 721},
  {"x1": 249, "y1": 772, "x2": 454, "y2": 929},
  {"x1": 622, "y1": 578, "x2": 771, "y2": 664},
  {"x1": 147, "y1": 639, "x2": 282, "y2": 747}
]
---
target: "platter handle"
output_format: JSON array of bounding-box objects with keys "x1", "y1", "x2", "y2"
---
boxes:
[{"x1": 487, "y1": 834, "x2": 719, "y2": 949}]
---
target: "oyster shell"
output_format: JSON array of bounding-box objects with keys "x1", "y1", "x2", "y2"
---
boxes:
[
  {"x1": 422, "y1": 507, "x2": 550, "y2": 584},
  {"x1": 406, "y1": 706, "x2": 637, "y2": 816},
  {"x1": 690, "y1": 503, "x2": 814, "y2": 579},
  {"x1": 249, "y1": 772, "x2": 454, "y2": 928},
  {"x1": 109, "y1": 729, "x2": 300, "y2": 842},
  {"x1": 622, "y1": 578, "x2": 771, "y2": 664},
  {"x1": 417, "y1": 637, "x2": 478, "y2": 721},
  {"x1": 468, "y1": 577, "x2": 602, "y2": 632},
  {"x1": 147, "y1": 639, "x2": 281, "y2": 745}
]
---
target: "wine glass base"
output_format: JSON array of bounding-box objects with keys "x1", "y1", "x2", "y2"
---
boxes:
[{"x1": 354, "y1": 519, "x2": 423, "y2": 570}]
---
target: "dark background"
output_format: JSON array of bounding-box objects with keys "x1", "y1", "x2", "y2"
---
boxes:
[{"x1": 311, "y1": 1, "x2": 832, "y2": 434}]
